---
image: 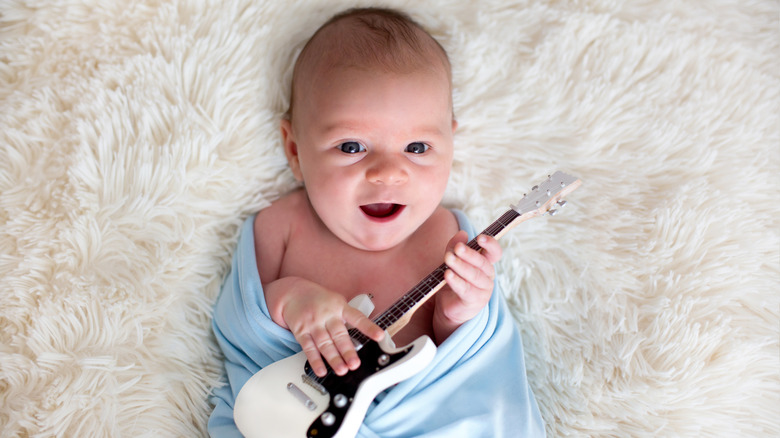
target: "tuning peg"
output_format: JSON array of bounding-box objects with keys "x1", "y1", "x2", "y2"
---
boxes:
[
  {"x1": 557, "y1": 200, "x2": 567, "y2": 208},
  {"x1": 547, "y1": 209, "x2": 558, "y2": 216}
]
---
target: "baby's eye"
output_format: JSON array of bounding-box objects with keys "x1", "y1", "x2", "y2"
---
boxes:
[
  {"x1": 405, "y1": 142, "x2": 429, "y2": 154},
  {"x1": 338, "y1": 141, "x2": 366, "y2": 154}
]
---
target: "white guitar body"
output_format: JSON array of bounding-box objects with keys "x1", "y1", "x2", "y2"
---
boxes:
[{"x1": 234, "y1": 332, "x2": 436, "y2": 438}]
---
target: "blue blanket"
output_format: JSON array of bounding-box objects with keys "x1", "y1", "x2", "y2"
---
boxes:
[{"x1": 209, "y1": 210, "x2": 544, "y2": 437}]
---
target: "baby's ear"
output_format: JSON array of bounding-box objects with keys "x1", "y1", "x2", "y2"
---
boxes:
[{"x1": 280, "y1": 119, "x2": 303, "y2": 181}]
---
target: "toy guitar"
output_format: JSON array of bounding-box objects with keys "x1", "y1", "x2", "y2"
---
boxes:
[{"x1": 234, "y1": 171, "x2": 581, "y2": 438}]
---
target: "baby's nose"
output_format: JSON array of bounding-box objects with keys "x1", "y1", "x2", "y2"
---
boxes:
[{"x1": 366, "y1": 156, "x2": 409, "y2": 185}]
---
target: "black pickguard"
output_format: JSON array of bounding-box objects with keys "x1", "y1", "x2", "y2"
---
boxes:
[{"x1": 304, "y1": 340, "x2": 412, "y2": 438}]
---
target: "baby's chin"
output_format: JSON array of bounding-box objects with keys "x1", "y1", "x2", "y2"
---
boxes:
[
  {"x1": 340, "y1": 233, "x2": 410, "y2": 252},
  {"x1": 334, "y1": 223, "x2": 418, "y2": 252}
]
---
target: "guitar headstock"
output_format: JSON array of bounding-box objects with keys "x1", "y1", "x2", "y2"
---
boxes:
[{"x1": 511, "y1": 171, "x2": 581, "y2": 218}]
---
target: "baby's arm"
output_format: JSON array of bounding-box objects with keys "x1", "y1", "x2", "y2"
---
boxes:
[
  {"x1": 433, "y1": 230, "x2": 502, "y2": 343},
  {"x1": 255, "y1": 201, "x2": 384, "y2": 378},
  {"x1": 264, "y1": 278, "x2": 384, "y2": 377}
]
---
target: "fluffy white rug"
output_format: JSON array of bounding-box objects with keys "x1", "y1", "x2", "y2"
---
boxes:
[{"x1": 1, "y1": 0, "x2": 778, "y2": 436}]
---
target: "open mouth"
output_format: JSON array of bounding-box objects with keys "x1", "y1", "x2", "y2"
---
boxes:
[{"x1": 360, "y1": 203, "x2": 404, "y2": 220}]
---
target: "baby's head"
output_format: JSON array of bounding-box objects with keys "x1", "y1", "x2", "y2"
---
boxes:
[
  {"x1": 281, "y1": 8, "x2": 457, "y2": 251},
  {"x1": 286, "y1": 7, "x2": 453, "y2": 122}
]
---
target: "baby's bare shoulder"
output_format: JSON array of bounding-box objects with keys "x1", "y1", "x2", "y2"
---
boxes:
[
  {"x1": 431, "y1": 205, "x2": 459, "y2": 229},
  {"x1": 401, "y1": 206, "x2": 459, "y2": 264},
  {"x1": 253, "y1": 189, "x2": 307, "y2": 283},
  {"x1": 418, "y1": 206, "x2": 460, "y2": 243},
  {"x1": 256, "y1": 189, "x2": 307, "y2": 222}
]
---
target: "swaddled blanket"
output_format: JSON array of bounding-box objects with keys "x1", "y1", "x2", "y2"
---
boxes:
[{"x1": 209, "y1": 210, "x2": 544, "y2": 437}]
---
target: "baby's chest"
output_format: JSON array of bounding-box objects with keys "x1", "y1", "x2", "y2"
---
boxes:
[
  {"x1": 279, "y1": 246, "x2": 428, "y2": 306},
  {"x1": 280, "y1": 247, "x2": 439, "y2": 344},
  {"x1": 283, "y1": 236, "x2": 442, "y2": 317}
]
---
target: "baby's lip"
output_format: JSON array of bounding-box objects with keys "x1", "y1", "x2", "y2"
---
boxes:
[{"x1": 360, "y1": 203, "x2": 405, "y2": 220}]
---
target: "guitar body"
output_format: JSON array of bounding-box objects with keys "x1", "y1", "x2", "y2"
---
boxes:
[{"x1": 234, "y1": 334, "x2": 436, "y2": 438}]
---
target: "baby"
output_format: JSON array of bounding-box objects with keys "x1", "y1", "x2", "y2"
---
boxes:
[
  {"x1": 263, "y1": 7, "x2": 500, "y2": 378},
  {"x1": 210, "y1": 7, "x2": 544, "y2": 437}
]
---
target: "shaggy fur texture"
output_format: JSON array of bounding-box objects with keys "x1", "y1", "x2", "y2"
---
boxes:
[{"x1": 1, "y1": 0, "x2": 778, "y2": 436}]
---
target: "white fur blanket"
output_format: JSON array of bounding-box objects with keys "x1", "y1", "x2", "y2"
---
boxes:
[{"x1": 1, "y1": 1, "x2": 778, "y2": 436}]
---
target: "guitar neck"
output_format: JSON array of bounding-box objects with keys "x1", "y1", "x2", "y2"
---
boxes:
[
  {"x1": 351, "y1": 208, "x2": 530, "y2": 342},
  {"x1": 348, "y1": 171, "x2": 580, "y2": 343}
]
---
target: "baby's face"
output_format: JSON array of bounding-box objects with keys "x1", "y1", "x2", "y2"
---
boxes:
[{"x1": 283, "y1": 65, "x2": 455, "y2": 251}]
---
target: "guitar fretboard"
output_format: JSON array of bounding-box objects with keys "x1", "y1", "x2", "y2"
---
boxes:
[{"x1": 348, "y1": 208, "x2": 522, "y2": 345}]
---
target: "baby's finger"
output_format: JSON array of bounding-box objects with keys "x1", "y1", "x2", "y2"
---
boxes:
[
  {"x1": 311, "y1": 327, "x2": 348, "y2": 376},
  {"x1": 343, "y1": 306, "x2": 385, "y2": 342},
  {"x1": 445, "y1": 230, "x2": 468, "y2": 253},
  {"x1": 443, "y1": 268, "x2": 473, "y2": 300},
  {"x1": 476, "y1": 234, "x2": 502, "y2": 264},
  {"x1": 445, "y1": 246, "x2": 494, "y2": 291},
  {"x1": 298, "y1": 334, "x2": 328, "y2": 377},
  {"x1": 327, "y1": 319, "x2": 360, "y2": 372},
  {"x1": 455, "y1": 241, "x2": 495, "y2": 276}
]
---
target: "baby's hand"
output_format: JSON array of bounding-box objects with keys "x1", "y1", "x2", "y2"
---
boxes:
[
  {"x1": 278, "y1": 280, "x2": 384, "y2": 377},
  {"x1": 435, "y1": 231, "x2": 502, "y2": 341}
]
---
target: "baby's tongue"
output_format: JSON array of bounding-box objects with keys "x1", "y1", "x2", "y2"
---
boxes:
[{"x1": 361, "y1": 203, "x2": 395, "y2": 218}]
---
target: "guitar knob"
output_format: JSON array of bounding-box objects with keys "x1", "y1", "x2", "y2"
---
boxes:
[
  {"x1": 333, "y1": 394, "x2": 348, "y2": 408},
  {"x1": 321, "y1": 412, "x2": 336, "y2": 427},
  {"x1": 378, "y1": 354, "x2": 390, "y2": 366}
]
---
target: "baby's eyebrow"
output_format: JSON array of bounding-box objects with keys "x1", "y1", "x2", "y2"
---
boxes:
[
  {"x1": 319, "y1": 122, "x2": 446, "y2": 140},
  {"x1": 410, "y1": 125, "x2": 447, "y2": 138},
  {"x1": 318, "y1": 122, "x2": 361, "y2": 137}
]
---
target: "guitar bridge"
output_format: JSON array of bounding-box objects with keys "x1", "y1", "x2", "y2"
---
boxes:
[{"x1": 301, "y1": 374, "x2": 328, "y2": 395}]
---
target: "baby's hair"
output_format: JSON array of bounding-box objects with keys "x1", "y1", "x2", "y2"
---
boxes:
[{"x1": 286, "y1": 7, "x2": 452, "y2": 120}]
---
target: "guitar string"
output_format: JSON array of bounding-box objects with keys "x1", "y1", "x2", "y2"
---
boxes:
[
  {"x1": 309, "y1": 209, "x2": 520, "y2": 384},
  {"x1": 345, "y1": 209, "x2": 519, "y2": 346},
  {"x1": 374, "y1": 209, "x2": 519, "y2": 327},
  {"x1": 305, "y1": 177, "x2": 573, "y2": 385}
]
